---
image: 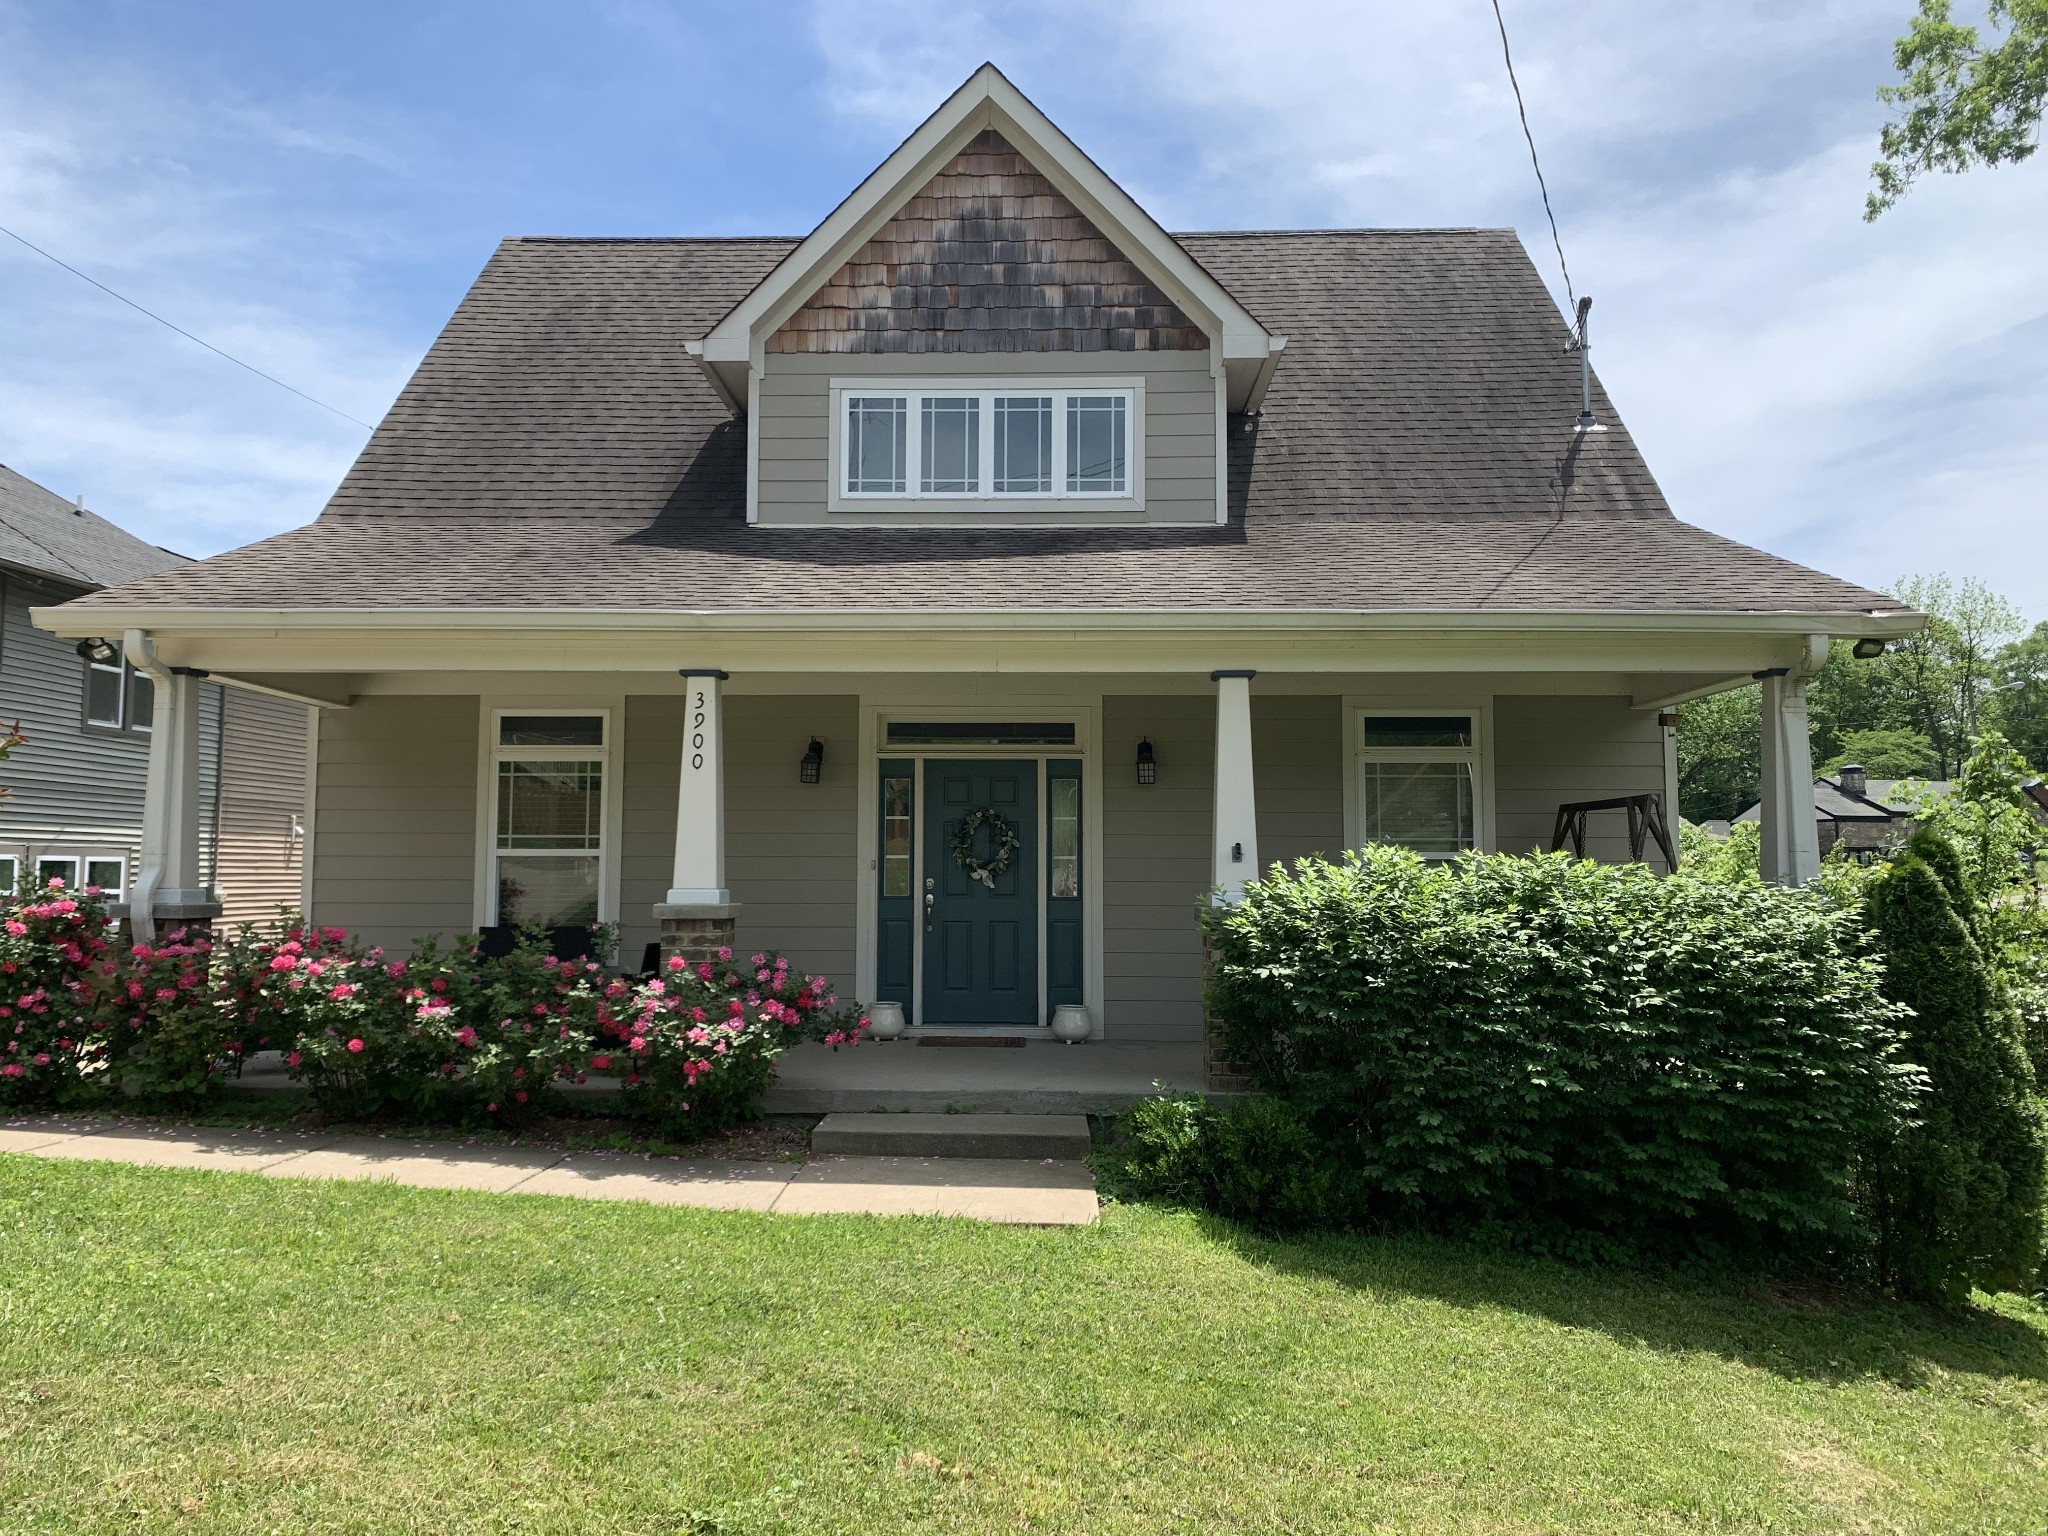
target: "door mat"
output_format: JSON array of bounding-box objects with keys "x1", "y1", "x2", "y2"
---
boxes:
[{"x1": 915, "y1": 1036, "x2": 1027, "y2": 1048}]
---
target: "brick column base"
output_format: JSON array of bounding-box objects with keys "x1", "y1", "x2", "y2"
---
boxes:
[
  {"x1": 1201, "y1": 934, "x2": 1255, "y2": 1095},
  {"x1": 111, "y1": 900, "x2": 224, "y2": 943},
  {"x1": 655, "y1": 903, "x2": 741, "y2": 966}
]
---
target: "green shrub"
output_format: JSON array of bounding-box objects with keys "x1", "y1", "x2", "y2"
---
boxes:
[
  {"x1": 1111, "y1": 1093, "x2": 1353, "y2": 1232},
  {"x1": 1202, "y1": 848, "x2": 1919, "y2": 1268},
  {"x1": 1865, "y1": 828, "x2": 2048, "y2": 1302}
]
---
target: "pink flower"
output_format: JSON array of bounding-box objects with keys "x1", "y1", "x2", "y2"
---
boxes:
[
  {"x1": 346, "y1": 1038, "x2": 365, "y2": 1053},
  {"x1": 3, "y1": 921, "x2": 23, "y2": 937},
  {"x1": 31, "y1": 1051, "x2": 51, "y2": 1066},
  {"x1": 514, "y1": 1091, "x2": 528, "y2": 1103},
  {"x1": 666, "y1": 954, "x2": 686, "y2": 972},
  {"x1": 269, "y1": 955, "x2": 297, "y2": 972},
  {"x1": 285, "y1": 1051, "x2": 302, "y2": 1068},
  {"x1": 628, "y1": 1035, "x2": 647, "y2": 1053},
  {"x1": 327, "y1": 983, "x2": 355, "y2": 1000},
  {"x1": 716, "y1": 946, "x2": 733, "y2": 962},
  {"x1": 589, "y1": 1054, "x2": 611, "y2": 1070},
  {"x1": 0, "y1": 1063, "x2": 21, "y2": 1078}
]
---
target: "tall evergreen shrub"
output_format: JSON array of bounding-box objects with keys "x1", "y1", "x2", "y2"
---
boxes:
[
  {"x1": 1203, "y1": 848, "x2": 1918, "y2": 1266},
  {"x1": 1865, "y1": 828, "x2": 2048, "y2": 1302}
]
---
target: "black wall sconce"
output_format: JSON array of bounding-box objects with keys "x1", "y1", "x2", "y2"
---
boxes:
[
  {"x1": 798, "y1": 738, "x2": 824, "y2": 784},
  {"x1": 1135, "y1": 737, "x2": 1156, "y2": 785},
  {"x1": 1852, "y1": 637, "x2": 1888, "y2": 660}
]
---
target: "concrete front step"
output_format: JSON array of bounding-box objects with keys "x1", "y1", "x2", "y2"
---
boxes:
[{"x1": 810, "y1": 1112, "x2": 1092, "y2": 1161}]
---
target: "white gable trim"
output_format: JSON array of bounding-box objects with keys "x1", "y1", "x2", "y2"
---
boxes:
[{"x1": 696, "y1": 64, "x2": 1282, "y2": 411}]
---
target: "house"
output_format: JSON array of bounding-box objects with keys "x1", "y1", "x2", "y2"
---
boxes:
[
  {"x1": 0, "y1": 463, "x2": 310, "y2": 923},
  {"x1": 1734, "y1": 763, "x2": 1946, "y2": 860},
  {"x1": 32, "y1": 66, "x2": 1920, "y2": 1094},
  {"x1": 1735, "y1": 765, "x2": 2048, "y2": 863}
]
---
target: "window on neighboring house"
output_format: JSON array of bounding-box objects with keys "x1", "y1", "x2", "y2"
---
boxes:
[
  {"x1": 35, "y1": 855, "x2": 79, "y2": 892},
  {"x1": 836, "y1": 383, "x2": 1139, "y2": 506},
  {"x1": 1356, "y1": 713, "x2": 1484, "y2": 857},
  {"x1": 86, "y1": 858, "x2": 126, "y2": 899},
  {"x1": 0, "y1": 855, "x2": 17, "y2": 894},
  {"x1": 82, "y1": 656, "x2": 155, "y2": 733},
  {"x1": 85, "y1": 655, "x2": 125, "y2": 727},
  {"x1": 491, "y1": 712, "x2": 607, "y2": 930}
]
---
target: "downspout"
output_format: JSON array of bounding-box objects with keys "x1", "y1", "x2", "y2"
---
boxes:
[{"x1": 123, "y1": 628, "x2": 171, "y2": 942}]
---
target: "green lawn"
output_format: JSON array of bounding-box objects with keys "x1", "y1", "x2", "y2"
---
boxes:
[{"x1": 2, "y1": 1156, "x2": 2044, "y2": 1535}]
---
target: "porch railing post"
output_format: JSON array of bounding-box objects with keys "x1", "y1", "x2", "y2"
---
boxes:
[
  {"x1": 1209, "y1": 669, "x2": 1259, "y2": 903},
  {"x1": 1205, "y1": 669, "x2": 1260, "y2": 1094},
  {"x1": 1757, "y1": 647, "x2": 1823, "y2": 885},
  {"x1": 123, "y1": 631, "x2": 218, "y2": 941},
  {"x1": 658, "y1": 668, "x2": 740, "y2": 964}
]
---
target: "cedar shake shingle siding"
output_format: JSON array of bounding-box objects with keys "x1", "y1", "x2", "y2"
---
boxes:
[
  {"x1": 65, "y1": 231, "x2": 1907, "y2": 619},
  {"x1": 769, "y1": 130, "x2": 1204, "y2": 355}
]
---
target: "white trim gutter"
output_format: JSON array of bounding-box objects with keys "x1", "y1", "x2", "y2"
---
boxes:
[{"x1": 33, "y1": 605, "x2": 1928, "y2": 639}]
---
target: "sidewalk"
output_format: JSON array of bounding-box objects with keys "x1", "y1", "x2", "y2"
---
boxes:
[{"x1": 0, "y1": 1115, "x2": 1099, "y2": 1225}]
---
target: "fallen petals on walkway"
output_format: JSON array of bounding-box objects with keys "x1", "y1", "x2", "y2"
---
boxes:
[{"x1": 0, "y1": 1115, "x2": 1098, "y2": 1225}]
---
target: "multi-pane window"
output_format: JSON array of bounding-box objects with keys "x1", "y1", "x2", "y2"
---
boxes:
[
  {"x1": 86, "y1": 858, "x2": 125, "y2": 898},
  {"x1": 81, "y1": 656, "x2": 153, "y2": 733},
  {"x1": 881, "y1": 776, "x2": 913, "y2": 898},
  {"x1": 0, "y1": 856, "x2": 15, "y2": 893},
  {"x1": 492, "y1": 713, "x2": 606, "y2": 929},
  {"x1": 1357, "y1": 714, "x2": 1482, "y2": 857},
  {"x1": 846, "y1": 396, "x2": 908, "y2": 493},
  {"x1": 839, "y1": 385, "x2": 1136, "y2": 502}
]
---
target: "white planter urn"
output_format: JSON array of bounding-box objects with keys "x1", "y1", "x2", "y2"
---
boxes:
[
  {"x1": 865, "y1": 1000, "x2": 907, "y2": 1041},
  {"x1": 1049, "y1": 1004, "x2": 1093, "y2": 1044}
]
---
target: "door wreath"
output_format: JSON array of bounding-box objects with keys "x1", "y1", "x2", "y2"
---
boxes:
[{"x1": 951, "y1": 807, "x2": 1021, "y2": 889}]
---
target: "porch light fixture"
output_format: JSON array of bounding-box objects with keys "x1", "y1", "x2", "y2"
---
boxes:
[
  {"x1": 798, "y1": 738, "x2": 824, "y2": 785},
  {"x1": 75, "y1": 637, "x2": 119, "y2": 665},
  {"x1": 1135, "y1": 738, "x2": 1156, "y2": 785},
  {"x1": 1852, "y1": 637, "x2": 1888, "y2": 660}
]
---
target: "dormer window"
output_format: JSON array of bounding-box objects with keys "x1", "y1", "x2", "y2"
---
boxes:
[{"x1": 830, "y1": 379, "x2": 1143, "y2": 512}]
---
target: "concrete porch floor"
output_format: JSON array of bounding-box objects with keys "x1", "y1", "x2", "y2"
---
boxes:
[{"x1": 763, "y1": 1038, "x2": 1206, "y2": 1115}]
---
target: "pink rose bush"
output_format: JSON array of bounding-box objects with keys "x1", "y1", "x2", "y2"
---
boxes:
[
  {"x1": 583, "y1": 948, "x2": 868, "y2": 1132},
  {"x1": 0, "y1": 886, "x2": 864, "y2": 1132},
  {"x1": 0, "y1": 881, "x2": 114, "y2": 1106}
]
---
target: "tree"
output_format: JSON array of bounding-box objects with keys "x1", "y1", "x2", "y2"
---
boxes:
[
  {"x1": 1997, "y1": 620, "x2": 2048, "y2": 770},
  {"x1": 1868, "y1": 0, "x2": 2048, "y2": 218},
  {"x1": 1820, "y1": 728, "x2": 1941, "y2": 779},
  {"x1": 1865, "y1": 828, "x2": 2048, "y2": 1301},
  {"x1": 1677, "y1": 684, "x2": 1760, "y2": 824}
]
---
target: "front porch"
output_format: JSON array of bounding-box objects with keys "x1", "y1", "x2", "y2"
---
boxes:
[{"x1": 62, "y1": 616, "x2": 1869, "y2": 1101}]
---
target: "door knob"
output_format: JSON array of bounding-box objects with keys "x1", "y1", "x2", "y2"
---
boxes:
[{"x1": 924, "y1": 889, "x2": 935, "y2": 930}]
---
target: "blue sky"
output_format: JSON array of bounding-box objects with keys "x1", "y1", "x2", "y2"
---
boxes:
[{"x1": 2, "y1": 0, "x2": 2043, "y2": 615}]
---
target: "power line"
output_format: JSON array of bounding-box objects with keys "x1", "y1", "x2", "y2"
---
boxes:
[
  {"x1": 1488, "y1": 0, "x2": 1577, "y2": 316},
  {"x1": 0, "y1": 222, "x2": 375, "y2": 432}
]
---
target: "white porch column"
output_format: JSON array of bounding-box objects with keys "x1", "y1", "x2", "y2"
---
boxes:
[
  {"x1": 1757, "y1": 659, "x2": 1823, "y2": 886},
  {"x1": 1211, "y1": 669, "x2": 1259, "y2": 902},
  {"x1": 658, "y1": 668, "x2": 739, "y2": 963},
  {"x1": 124, "y1": 630, "x2": 216, "y2": 939},
  {"x1": 666, "y1": 668, "x2": 730, "y2": 905}
]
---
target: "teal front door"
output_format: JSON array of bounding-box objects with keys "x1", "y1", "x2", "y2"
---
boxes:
[{"x1": 922, "y1": 759, "x2": 1038, "y2": 1024}]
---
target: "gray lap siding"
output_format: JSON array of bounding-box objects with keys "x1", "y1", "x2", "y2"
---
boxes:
[{"x1": 308, "y1": 688, "x2": 1666, "y2": 1038}]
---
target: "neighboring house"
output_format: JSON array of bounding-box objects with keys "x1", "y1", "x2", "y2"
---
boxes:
[
  {"x1": 0, "y1": 463, "x2": 309, "y2": 923},
  {"x1": 1735, "y1": 763, "x2": 1949, "y2": 860},
  {"x1": 35, "y1": 66, "x2": 1921, "y2": 1071}
]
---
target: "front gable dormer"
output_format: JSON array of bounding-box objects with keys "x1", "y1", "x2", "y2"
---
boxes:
[{"x1": 691, "y1": 64, "x2": 1284, "y2": 528}]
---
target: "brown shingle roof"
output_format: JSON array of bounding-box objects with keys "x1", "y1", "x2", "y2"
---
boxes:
[{"x1": 66, "y1": 230, "x2": 1905, "y2": 617}]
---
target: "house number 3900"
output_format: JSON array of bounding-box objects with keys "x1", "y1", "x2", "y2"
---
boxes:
[{"x1": 691, "y1": 691, "x2": 706, "y2": 769}]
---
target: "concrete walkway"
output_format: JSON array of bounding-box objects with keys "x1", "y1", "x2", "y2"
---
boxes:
[{"x1": 0, "y1": 1116, "x2": 1098, "y2": 1225}]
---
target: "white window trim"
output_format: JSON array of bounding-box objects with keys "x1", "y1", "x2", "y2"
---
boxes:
[
  {"x1": 83, "y1": 856, "x2": 127, "y2": 900},
  {"x1": 34, "y1": 854, "x2": 80, "y2": 892},
  {"x1": 828, "y1": 376, "x2": 1146, "y2": 514},
  {"x1": 476, "y1": 704, "x2": 619, "y2": 933},
  {"x1": 1343, "y1": 704, "x2": 1494, "y2": 859}
]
